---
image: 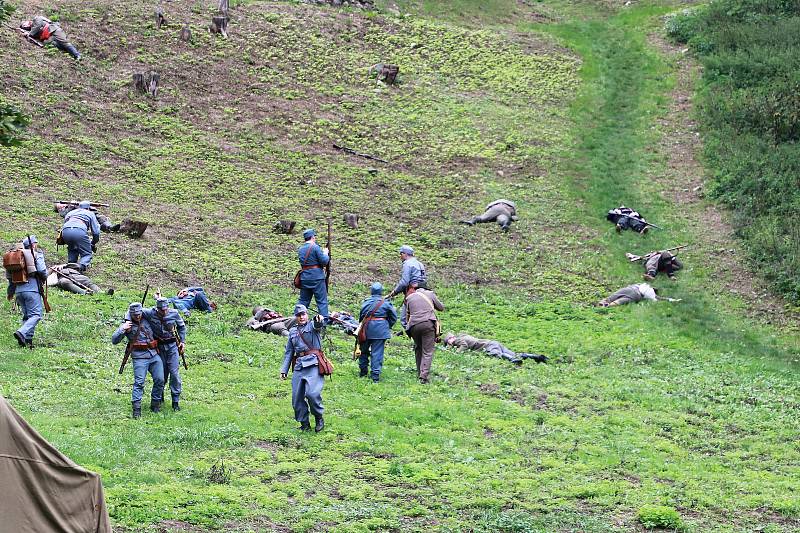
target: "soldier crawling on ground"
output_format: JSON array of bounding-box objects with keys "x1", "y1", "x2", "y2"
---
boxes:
[
  {"x1": 442, "y1": 332, "x2": 548, "y2": 365},
  {"x1": 598, "y1": 282, "x2": 681, "y2": 307},
  {"x1": 47, "y1": 263, "x2": 113, "y2": 295},
  {"x1": 460, "y1": 199, "x2": 518, "y2": 232}
]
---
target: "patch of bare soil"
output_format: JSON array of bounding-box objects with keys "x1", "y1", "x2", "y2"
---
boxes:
[{"x1": 648, "y1": 33, "x2": 797, "y2": 327}]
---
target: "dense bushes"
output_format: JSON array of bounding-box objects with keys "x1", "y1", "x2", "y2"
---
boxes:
[
  {"x1": 0, "y1": 0, "x2": 27, "y2": 147},
  {"x1": 667, "y1": 0, "x2": 800, "y2": 302}
]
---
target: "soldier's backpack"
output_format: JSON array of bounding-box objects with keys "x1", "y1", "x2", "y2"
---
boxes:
[{"x1": 3, "y1": 247, "x2": 28, "y2": 284}]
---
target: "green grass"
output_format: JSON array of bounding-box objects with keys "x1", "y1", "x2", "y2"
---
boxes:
[{"x1": 0, "y1": 0, "x2": 799, "y2": 531}]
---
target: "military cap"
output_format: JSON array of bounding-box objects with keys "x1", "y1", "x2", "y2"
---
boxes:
[
  {"x1": 155, "y1": 297, "x2": 170, "y2": 310},
  {"x1": 302, "y1": 228, "x2": 316, "y2": 241},
  {"x1": 370, "y1": 282, "x2": 383, "y2": 295},
  {"x1": 22, "y1": 235, "x2": 38, "y2": 248},
  {"x1": 293, "y1": 304, "x2": 308, "y2": 316},
  {"x1": 399, "y1": 245, "x2": 414, "y2": 255},
  {"x1": 78, "y1": 200, "x2": 91, "y2": 209},
  {"x1": 128, "y1": 302, "x2": 143, "y2": 313}
]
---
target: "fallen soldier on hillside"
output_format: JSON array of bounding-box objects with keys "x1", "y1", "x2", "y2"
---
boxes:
[
  {"x1": 598, "y1": 282, "x2": 681, "y2": 307},
  {"x1": 156, "y1": 287, "x2": 216, "y2": 316},
  {"x1": 19, "y1": 16, "x2": 81, "y2": 60},
  {"x1": 47, "y1": 263, "x2": 113, "y2": 295},
  {"x1": 442, "y1": 332, "x2": 548, "y2": 365},
  {"x1": 460, "y1": 199, "x2": 518, "y2": 232},
  {"x1": 607, "y1": 205, "x2": 650, "y2": 234},
  {"x1": 247, "y1": 307, "x2": 296, "y2": 337}
]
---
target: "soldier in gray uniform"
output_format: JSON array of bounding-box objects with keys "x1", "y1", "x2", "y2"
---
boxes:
[
  {"x1": 46, "y1": 263, "x2": 110, "y2": 295},
  {"x1": 460, "y1": 199, "x2": 518, "y2": 231},
  {"x1": 598, "y1": 282, "x2": 680, "y2": 306},
  {"x1": 442, "y1": 333, "x2": 548, "y2": 364},
  {"x1": 6, "y1": 236, "x2": 47, "y2": 349},
  {"x1": 55, "y1": 203, "x2": 120, "y2": 234},
  {"x1": 280, "y1": 304, "x2": 328, "y2": 432},
  {"x1": 387, "y1": 245, "x2": 427, "y2": 299},
  {"x1": 60, "y1": 200, "x2": 101, "y2": 271},
  {"x1": 111, "y1": 303, "x2": 165, "y2": 418},
  {"x1": 19, "y1": 16, "x2": 81, "y2": 59},
  {"x1": 247, "y1": 306, "x2": 296, "y2": 337},
  {"x1": 643, "y1": 251, "x2": 683, "y2": 281},
  {"x1": 144, "y1": 298, "x2": 187, "y2": 411}
]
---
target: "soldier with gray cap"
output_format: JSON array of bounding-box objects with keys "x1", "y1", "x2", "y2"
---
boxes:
[
  {"x1": 357, "y1": 282, "x2": 397, "y2": 382},
  {"x1": 5, "y1": 235, "x2": 47, "y2": 349},
  {"x1": 460, "y1": 199, "x2": 518, "y2": 232},
  {"x1": 387, "y1": 245, "x2": 427, "y2": 299},
  {"x1": 111, "y1": 302, "x2": 165, "y2": 418},
  {"x1": 296, "y1": 228, "x2": 330, "y2": 317},
  {"x1": 144, "y1": 297, "x2": 187, "y2": 411},
  {"x1": 280, "y1": 304, "x2": 328, "y2": 432},
  {"x1": 60, "y1": 200, "x2": 101, "y2": 271}
]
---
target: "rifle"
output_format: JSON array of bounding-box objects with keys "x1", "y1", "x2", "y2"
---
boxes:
[
  {"x1": 173, "y1": 325, "x2": 188, "y2": 370},
  {"x1": 27, "y1": 235, "x2": 51, "y2": 313},
  {"x1": 118, "y1": 284, "x2": 150, "y2": 374},
  {"x1": 49, "y1": 265, "x2": 93, "y2": 293},
  {"x1": 626, "y1": 244, "x2": 689, "y2": 262},
  {"x1": 53, "y1": 200, "x2": 111, "y2": 208},
  {"x1": 324, "y1": 220, "x2": 332, "y2": 291},
  {"x1": 4, "y1": 24, "x2": 45, "y2": 47},
  {"x1": 619, "y1": 214, "x2": 662, "y2": 230}
]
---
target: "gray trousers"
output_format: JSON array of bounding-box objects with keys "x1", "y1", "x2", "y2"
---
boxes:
[
  {"x1": 15, "y1": 291, "x2": 43, "y2": 341},
  {"x1": 482, "y1": 341, "x2": 522, "y2": 363},
  {"x1": 603, "y1": 286, "x2": 641, "y2": 306},
  {"x1": 291, "y1": 365, "x2": 324, "y2": 423},
  {"x1": 469, "y1": 205, "x2": 514, "y2": 229},
  {"x1": 409, "y1": 321, "x2": 437, "y2": 381},
  {"x1": 158, "y1": 343, "x2": 182, "y2": 401}
]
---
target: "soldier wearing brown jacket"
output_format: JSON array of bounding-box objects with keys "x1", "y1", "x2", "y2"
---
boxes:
[{"x1": 401, "y1": 288, "x2": 444, "y2": 384}]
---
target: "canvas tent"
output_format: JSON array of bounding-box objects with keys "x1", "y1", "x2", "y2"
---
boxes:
[{"x1": 0, "y1": 394, "x2": 111, "y2": 533}]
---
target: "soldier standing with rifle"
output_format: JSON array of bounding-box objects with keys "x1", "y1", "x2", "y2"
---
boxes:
[
  {"x1": 144, "y1": 298, "x2": 187, "y2": 412},
  {"x1": 112, "y1": 301, "x2": 164, "y2": 419},
  {"x1": 294, "y1": 228, "x2": 330, "y2": 317},
  {"x1": 4, "y1": 235, "x2": 49, "y2": 349}
]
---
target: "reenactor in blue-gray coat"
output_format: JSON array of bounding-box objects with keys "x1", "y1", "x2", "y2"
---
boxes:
[
  {"x1": 60, "y1": 200, "x2": 101, "y2": 271},
  {"x1": 111, "y1": 303, "x2": 165, "y2": 419},
  {"x1": 144, "y1": 298, "x2": 187, "y2": 411},
  {"x1": 357, "y1": 282, "x2": 397, "y2": 382},
  {"x1": 280, "y1": 304, "x2": 327, "y2": 432},
  {"x1": 6, "y1": 236, "x2": 47, "y2": 349},
  {"x1": 387, "y1": 245, "x2": 427, "y2": 299},
  {"x1": 296, "y1": 229, "x2": 330, "y2": 317}
]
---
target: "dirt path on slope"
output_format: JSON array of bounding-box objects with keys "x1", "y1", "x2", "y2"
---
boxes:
[{"x1": 648, "y1": 33, "x2": 798, "y2": 328}]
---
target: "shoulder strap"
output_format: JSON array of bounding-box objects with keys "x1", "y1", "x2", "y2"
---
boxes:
[
  {"x1": 301, "y1": 244, "x2": 314, "y2": 265},
  {"x1": 368, "y1": 298, "x2": 384, "y2": 318},
  {"x1": 411, "y1": 291, "x2": 435, "y2": 311}
]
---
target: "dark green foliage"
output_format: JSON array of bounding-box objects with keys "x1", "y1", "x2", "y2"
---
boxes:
[
  {"x1": 0, "y1": 96, "x2": 29, "y2": 147},
  {"x1": 668, "y1": 0, "x2": 800, "y2": 302}
]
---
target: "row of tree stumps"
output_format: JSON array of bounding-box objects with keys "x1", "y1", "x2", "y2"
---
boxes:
[{"x1": 133, "y1": 1, "x2": 232, "y2": 97}]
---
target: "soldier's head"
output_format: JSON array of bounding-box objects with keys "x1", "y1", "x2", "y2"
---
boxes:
[
  {"x1": 155, "y1": 297, "x2": 170, "y2": 317},
  {"x1": 177, "y1": 288, "x2": 189, "y2": 298},
  {"x1": 252, "y1": 305, "x2": 265, "y2": 318},
  {"x1": 370, "y1": 282, "x2": 383, "y2": 295},
  {"x1": 78, "y1": 200, "x2": 91, "y2": 209},
  {"x1": 20, "y1": 20, "x2": 32, "y2": 31},
  {"x1": 443, "y1": 333, "x2": 455, "y2": 346},
  {"x1": 399, "y1": 245, "x2": 414, "y2": 260},
  {"x1": 128, "y1": 302, "x2": 143, "y2": 322},
  {"x1": 302, "y1": 228, "x2": 316, "y2": 242},
  {"x1": 294, "y1": 304, "x2": 308, "y2": 325},
  {"x1": 22, "y1": 235, "x2": 38, "y2": 250}
]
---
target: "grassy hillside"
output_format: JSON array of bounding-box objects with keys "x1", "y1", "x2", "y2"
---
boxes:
[{"x1": 1, "y1": 0, "x2": 799, "y2": 531}]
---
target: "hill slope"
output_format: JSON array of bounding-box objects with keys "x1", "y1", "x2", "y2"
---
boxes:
[{"x1": 1, "y1": 0, "x2": 799, "y2": 531}]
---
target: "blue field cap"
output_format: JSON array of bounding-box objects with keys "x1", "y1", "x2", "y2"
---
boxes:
[
  {"x1": 371, "y1": 282, "x2": 383, "y2": 295},
  {"x1": 294, "y1": 304, "x2": 308, "y2": 316},
  {"x1": 399, "y1": 245, "x2": 414, "y2": 255},
  {"x1": 302, "y1": 228, "x2": 316, "y2": 241}
]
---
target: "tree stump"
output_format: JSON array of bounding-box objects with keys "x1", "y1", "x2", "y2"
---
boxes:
[
  {"x1": 179, "y1": 23, "x2": 191, "y2": 42},
  {"x1": 273, "y1": 220, "x2": 296, "y2": 234},
  {"x1": 343, "y1": 213, "x2": 359, "y2": 229},
  {"x1": 119, "y1": 219, "x2": 149, "y2": 238},
  {"x1": 155, "y1": 7, "x2": 166, "y2": 29},
  {"x1": 369, "y1": 63, "x2": 400, "y2": 84},
  {"x1": 218, "y1": 0, "x2": 230, "y2": 19},
  {"x1": 210, "y1": 15, "x2": 228, "y2": 38},
  {"x1": 132, "y1": 71, "x2": 160, "y2": 98}
]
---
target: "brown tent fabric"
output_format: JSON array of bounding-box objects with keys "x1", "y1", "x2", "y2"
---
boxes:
[{"x1": 0, "y1": 395, "x2": 111, "y2": 533}]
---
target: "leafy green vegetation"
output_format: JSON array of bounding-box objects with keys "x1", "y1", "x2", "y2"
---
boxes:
[
  {"x1": 0, "y1": 0, "x2": 798, "y2": 531},
  {"x1": 666, "y1": 0, "x2": 800, "y2": 302},
  {"x1": 0, "y1": 0, "x2": 28, "y2": 147}
]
